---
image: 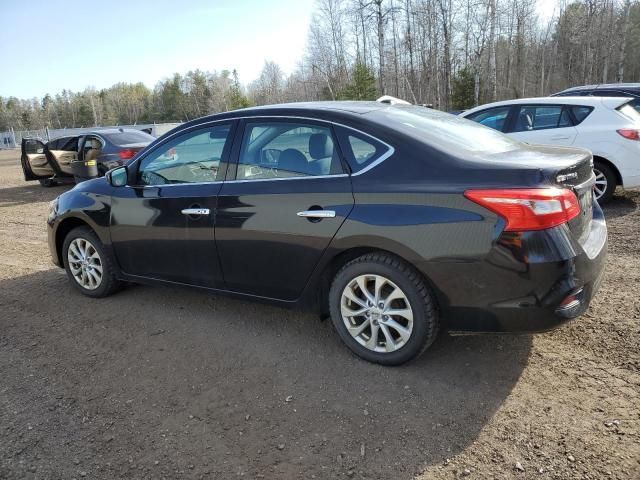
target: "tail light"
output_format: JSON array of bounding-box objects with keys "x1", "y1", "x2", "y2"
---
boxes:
[
  {"x1": 464, "y1": 188, "x2": 581, "y2": 231},
  {"x1": 119, "y1": 149, "x2": 136, "y2": 160},
  {"x1": 616, "y1": 129, "x2": 640, "y2": 141}
]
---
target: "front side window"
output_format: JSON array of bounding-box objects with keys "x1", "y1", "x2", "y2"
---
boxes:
[
  {"x1": 236, "y1": 122, "x2": 342, "y2": 180},
  {"x1": 137, "y1": 124, "x2": 231, "y2": 185},
  {"x1": 61, "y1": 137, "x2": 79, "y2": 151},
  {"x1": 465, "y1": 106, "x2": 511, "y2": 132},
  {"x1": 512, "y1": 105, "x2": 573, "y2": 132}
]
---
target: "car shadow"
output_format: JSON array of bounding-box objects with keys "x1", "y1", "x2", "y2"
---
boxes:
[
  {"x1": 0, "y1": 183, "x2": 72, "y2": 206},
  {"x1": 602, "y1": 190, "x2": 639, "y2": 219},
  {"x1": 0, "y1": 269, "x2": 531, "y2": 479}
]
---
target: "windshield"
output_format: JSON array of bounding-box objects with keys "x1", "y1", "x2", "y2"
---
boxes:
[
  {"x1": 104, "y1": 130, "x2": 155, "y2": 146},
  {"x1": 372, "y1": 105, "x2": 522, "y2": 154}
]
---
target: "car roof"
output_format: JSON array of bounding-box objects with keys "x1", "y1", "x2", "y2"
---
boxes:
[
  {"x1": 559, "y1": 83, "x2": 640, "y2": 92},
  {"x1": 177, "y1": 101, "x2": 388, "y2": 129}
]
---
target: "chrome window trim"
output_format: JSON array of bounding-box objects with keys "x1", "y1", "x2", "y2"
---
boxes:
[
  {"x1": 226, "y1": 173, "x2": 349, "y2": 184},
  {"x1": 126, "y1": 181, "x2": 223, "y2": 189},
  {"x1": 131, "y1": 115, "x2": 395, "y2": 184}
]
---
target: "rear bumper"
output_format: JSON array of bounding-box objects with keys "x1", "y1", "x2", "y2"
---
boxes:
[{"x1": 433, "y1": 203, "x2": 607, "y2": 333}]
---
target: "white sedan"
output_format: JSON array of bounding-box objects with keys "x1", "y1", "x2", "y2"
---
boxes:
[{"x1": 461, "y1": 96, "x2": 640, "y2": 202}]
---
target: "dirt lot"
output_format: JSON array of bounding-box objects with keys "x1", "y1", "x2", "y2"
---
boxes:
[{"x1": 0, "y1": 149, "x2": 638, "y2": 479}]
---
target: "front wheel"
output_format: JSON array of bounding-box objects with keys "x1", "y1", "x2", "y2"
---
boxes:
[
  {"x1": 329, "y1": 253, "x2": 439, "y2": 365},
  {"x1": 62, "y1": 227, "x2": 121, "y2": 297}
]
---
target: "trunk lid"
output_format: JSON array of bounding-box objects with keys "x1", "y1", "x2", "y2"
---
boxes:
[{"x1": 541, "y1": 148, "x2": 595, "y2": 243}]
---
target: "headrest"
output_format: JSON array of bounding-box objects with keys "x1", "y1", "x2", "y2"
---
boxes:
[
  {"x1": 309, "y1": 133, "x2": 333, "y2": 160},
  {"x1": 278, "y1": 149, "x2": 308, "y2": 174}
]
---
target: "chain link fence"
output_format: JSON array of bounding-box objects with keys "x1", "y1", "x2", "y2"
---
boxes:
[{"x1": 0, "y1": 123, "x2": 182, "y2": 149}]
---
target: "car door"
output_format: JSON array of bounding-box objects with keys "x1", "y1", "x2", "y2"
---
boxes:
[
  {"x1": 109, "y1": 121, "x2": 236, "y2": 288},
  {"x1": 215, "y1": 118, "x2": 354, "y2": 301},
  {"x1": 507, "y1": 104, "x2": 578, "y2": 146},
  {"x1": 20, "y1": 138, "x2": 54, "y2": 180},
  {"x1": 49, "y1": 136, "x2": 78, "y2": 175}
]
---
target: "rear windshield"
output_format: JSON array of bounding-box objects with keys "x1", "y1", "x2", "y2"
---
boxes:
[
  {"x1": 617, "y1": 102, "x2": 640, "y2": 122},
  {"x1": 104, "y1": 130, "x2": 155, "y2": 146},
  {"x1": 372, "y1": 105, "x2": 521, "y2": 154}
]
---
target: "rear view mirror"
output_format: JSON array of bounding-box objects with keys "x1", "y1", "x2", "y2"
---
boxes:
[{"x1": 107, "y1": 166, "x2": 128, "y2": 187}]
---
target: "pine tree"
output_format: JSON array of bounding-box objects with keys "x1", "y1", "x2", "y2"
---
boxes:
[{"x1": 339, "y1": 63, "x2": 378, "y2": 100}]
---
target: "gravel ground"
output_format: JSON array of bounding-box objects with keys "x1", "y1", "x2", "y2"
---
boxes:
[{"x1": 0, "y1": 149, "x2": 638, "y2": 479}]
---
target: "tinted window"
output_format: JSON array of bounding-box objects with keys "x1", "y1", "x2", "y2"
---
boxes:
[
  {"x1": 465, "y1": 106, "x2": 511, "y2": 132},
  {"x1": 339, "y1": 131, "x2": 389, "y2": 173},
  {"x1": 571, "y1": 106, "x2": 594, "y2": 124},
  {"x1": 104, "y1": 130, "x2": 155, "y2": 146},
  {"x1": 237, "y1": 122, "x2": 342, "y2": 180},
  {"x1": 61, "y1": 137, "x2": 79, "y2": 151},
  {"x1": 630, "y1": 98, "x2": 640, "y2": 113},
  {"x1": 47, "y1": 138, "x2": 62, "y2": 150},
  {"x1": 137, "y1": 124, "x2": 231, "y2": 185},
  {"x1": 512, "y1": 106, "x2": 573, "y2": 132}
]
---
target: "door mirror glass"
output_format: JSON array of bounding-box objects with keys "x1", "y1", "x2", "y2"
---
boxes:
[{"x1": 108, "y1": 166, "x2": 128, "y2": 187}]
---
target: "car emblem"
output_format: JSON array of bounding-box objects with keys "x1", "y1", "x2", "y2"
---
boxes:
[{"x1": 557, "y1": 172, "x2": 578, "y2": 182}]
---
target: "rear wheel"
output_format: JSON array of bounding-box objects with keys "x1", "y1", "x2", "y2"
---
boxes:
[
  {"x1": 62, "y1": 227, "x2": 121, "y2": 298},
  {"x1": 593, "y1": 162, "x2": 616, "y2": 204},
  {"x1": 329, "y1": 253, "x2": 439, "y2": 365}
]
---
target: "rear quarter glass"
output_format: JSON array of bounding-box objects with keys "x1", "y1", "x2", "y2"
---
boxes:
[{"x1": 617, "y1": 103, "x2": 640, "y2": 123}]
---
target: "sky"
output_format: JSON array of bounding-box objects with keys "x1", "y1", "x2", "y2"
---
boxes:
[
  {"x1": 1, "y1": 0, "x2": 558, "y2": 100},
  {"x1": 0, "y1": 0, "x2": 314, "y2": 99}
]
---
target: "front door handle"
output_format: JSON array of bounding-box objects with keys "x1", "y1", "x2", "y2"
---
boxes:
[
  {"x1": 181, "y1": 208, "x2": 210, "y2": 216},
  {"x1": 297, "y1": 210, "x2": 336, "y2": 219},
  {"x1": 551, "y1": 135, "x2": 570, "y2": 140}
]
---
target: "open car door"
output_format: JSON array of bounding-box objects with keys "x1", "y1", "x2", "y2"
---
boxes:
[
  {"x1": 20, "y1": 138, "x2": 54, "y2": 180},
  {"x1": 48, "y1": 136, "x2": 78, "y2": 175}
]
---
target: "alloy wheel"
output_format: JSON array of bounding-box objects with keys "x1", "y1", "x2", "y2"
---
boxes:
[
  {"x1": 340, "y1": 274, "x2": 414, "y2": 353},
  {"x1": 593, "y1": 168, "x2": 607, "y2": 201},
  {"x1": 67, "y1": 238, "x2": 103, "y2": 290}
]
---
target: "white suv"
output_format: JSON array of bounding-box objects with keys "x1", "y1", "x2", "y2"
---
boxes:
[{"x1": 461, "y1": 97, "x2": 640, "y2": 202}]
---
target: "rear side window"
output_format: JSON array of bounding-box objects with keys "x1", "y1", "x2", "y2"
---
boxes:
[
  {"x1": 465, "y1": 106, "x2": 510, "y2": 132},
  {"x1": 571, "y1": 106, "x2": 594, "y2": 124},
  {"x1": 617, "y1": 102, "x2": 640, "y2": 122},
  {"x1": 336, "y1": 128, "x2": 390, "y2": 174},
  {"x1": 512, "y1": 105, "x2": 572, "y2": 132},
  {"x1": 237, "y1": 122, "x2": 343, "y2": 179}
]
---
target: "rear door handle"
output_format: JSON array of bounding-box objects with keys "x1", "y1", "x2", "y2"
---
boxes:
[
  {"x1": 181, "y1": 208, "x2": 210, "y2": 216},
  {"x1": 297, "y1": 210, "x2": 336, "y2": 218},
  {"x1": 551, "y1": 135, "x2": 570, "y2": 140}
]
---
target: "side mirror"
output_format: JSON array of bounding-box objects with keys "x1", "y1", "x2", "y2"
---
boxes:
[{"x1": 107, "y1": 165, "x2": 128, "y2": 187}]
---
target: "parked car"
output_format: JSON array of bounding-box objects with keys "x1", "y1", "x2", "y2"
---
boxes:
[
  {"x1": 47, "y1": 102, "x2": 606, "y2": 365},
  {"x1": 552, "y1": 83, "x2": 640, "y2": 113},
  {"x1": 461, "y1": 97, "x2": 640, "y2": 202},
  {"x1": 21, "y1": 128, "x2": 155, "y2": 187}
]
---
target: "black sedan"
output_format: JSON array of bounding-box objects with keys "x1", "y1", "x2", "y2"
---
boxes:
[{"x1": 46, "y1": 102, "x2": 607, "y2": 365}]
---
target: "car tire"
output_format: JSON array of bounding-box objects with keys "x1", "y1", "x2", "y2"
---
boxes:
[
  {"x1": 62, "y1": 226, "x2": 121, "y2": 298},
  {"x1": 329, "y1": 252, "x2": 439, "y2": 365},
  {"x1": 38, "y1": 178, "x2": 56, "y2": 187},
  {"x1": 593, "y1": 161, "x2": 616, "y2": 204}
]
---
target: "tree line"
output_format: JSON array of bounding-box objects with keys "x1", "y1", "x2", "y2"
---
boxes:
[{"x1": 1, "y1": 0, "x2": 639, "y2": 132}]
